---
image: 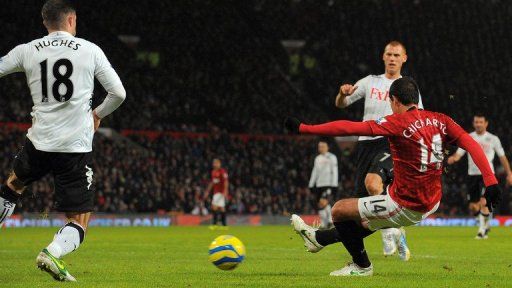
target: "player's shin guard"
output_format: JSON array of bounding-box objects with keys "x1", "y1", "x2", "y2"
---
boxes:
[
  {"x1": 46, "y1": 222, "x2": 85, "y2": 258},
  {"x1": 318, "y1": 205, "x2": 333, "y2": 228},
  {"x1": 318, "y1": 208, "x2": 328, "y2": 228},
  {"x1": 479, "y1": 212, "x2": 491, "y2": 231},
  {"x1": 333, "y1": 221, "x2": 374, "y2": 268},
  {"x1": 0, "y1": 185, "x2": 21, "y2": 225},
  {"x1": 325, "y1": 204, "x2": 333, "y2": 227}
]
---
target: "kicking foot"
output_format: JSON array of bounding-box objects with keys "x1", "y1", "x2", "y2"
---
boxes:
[
  {"x1": 329, "y1": 262, "x2": 373, "y2": 276},
  {"x1": 290, "y1": 214, "x2": 323, "y2": 253},
  {"x1": 36, "y1": 249, "x2": 76, "y2": 282},
  {"x1": 396, "y1": 228, "x2": 411, "y2": 261}
]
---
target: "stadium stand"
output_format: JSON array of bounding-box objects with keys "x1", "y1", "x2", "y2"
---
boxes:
[{"x1": 1, "y1": 0, "x2": 511, "y2": 215}]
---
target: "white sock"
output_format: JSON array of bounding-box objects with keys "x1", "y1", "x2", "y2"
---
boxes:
[
  {"x1": 0, "y1": 196, "x2": 16, "y2": 226},
  {"x1": 325, "y1": 204, "x2": 332, "y2": 226},
  {"x1": 478, "y1": 213, "x2": 487, "y2": 232},
  {"x1": 318, "y1": 208, "x2": 328, "y2": 228},
  {"x1": 480, "y1": 212, "x2": 491, "y2": 230},
  {"x1": 46, "y1": 222, "x2": 85, "y2": 258},
  {"x1": 381, "y1": 228, "x2": 400, "y2": 239}
]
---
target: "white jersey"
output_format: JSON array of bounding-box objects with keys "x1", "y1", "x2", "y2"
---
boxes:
[
  {"x1": 344, "y1": 74, "x2": 424, "y2": 141},
  {"x1": 309, "y1": 152, "x2": 338, "y2": 188},
  {"x1": 455, "y1": 131, "x2": 505, "y2": 175},
  {"x1": 0, "y1": 31, "x2": 122, "y2": 153}
]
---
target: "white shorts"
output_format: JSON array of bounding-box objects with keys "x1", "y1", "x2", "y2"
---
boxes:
[
  {"x1": 358, "y1": 193, "x2": 439, "y2": 231},
  {"x1": 212, "y1": 193, "x2": 226, "y2": 208}
]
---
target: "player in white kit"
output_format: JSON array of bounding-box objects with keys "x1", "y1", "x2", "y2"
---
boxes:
[
  {"x1": 447, "y1": 113, "x2": 512, "y2": 239},
  {"x1": 330, "y1": 41, "x2": 424, "y2": 260},
  {"x1": 0, "y1": 0, "x2": 126, "y2": 281}
]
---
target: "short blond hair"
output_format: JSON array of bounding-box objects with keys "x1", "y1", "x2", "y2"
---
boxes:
[{"x1": 385, "y1": 41, "x2": 407, "y2": 54}]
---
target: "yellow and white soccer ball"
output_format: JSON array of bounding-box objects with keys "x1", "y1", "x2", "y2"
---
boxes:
[{"x1": 208, "y1": 235, "x2": 246, "y2": 270}]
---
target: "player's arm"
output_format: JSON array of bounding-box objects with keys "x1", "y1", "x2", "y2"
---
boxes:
[
  {"x1": 93, "y1": 46, "x2": 127, "y2": 130},
  {"x1": 446, "y1": 117, "x2": 502, "y2": 210},
  {"x1": 284, "y1": 117, "x2": 394, "y2": 137},
  {"x1": 0, "y1": 45, "x2": 26, "y2": 78},
  {"x1": 494, "y1": 137, "x2": 512, "y2": 185},
  {"x1": 204, "y1": 181, "x2": 213, "y2": 198},
  {"x1": 498, "y1": 155, "x2": 512, "y2": 186},
  {"x1": 223, "y1": 173, "x2": 229, "y2": 197},
  {"x1": 334, "y1": 77, "x2": 368, "y2": 108},
  {"x1": 309, "y1": 157, "x2": 318, "y2": 188},
  {"x1": 331, "y1": 155, "x2": 338, "y2": 188},
  {"x1": 447, "y1": 148, "x2": 466, "y2": 165}
]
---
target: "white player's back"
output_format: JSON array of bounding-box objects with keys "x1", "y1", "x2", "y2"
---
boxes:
[{"x1": 1, "y1": 31, "x2": 122, "y2": 153}]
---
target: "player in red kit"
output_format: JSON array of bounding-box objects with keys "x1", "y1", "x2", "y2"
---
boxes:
[
  {"x1": 205, "y1": 158, "x2": 229, "y2": 229},
  {"x1": 285, "y1": 77, "x2": 502, "y2": 276}
]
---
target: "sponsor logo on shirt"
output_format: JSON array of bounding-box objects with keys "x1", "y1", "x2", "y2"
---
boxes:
[{"x1": 370, "y1": 87, "x2": 390, "y2": 101}]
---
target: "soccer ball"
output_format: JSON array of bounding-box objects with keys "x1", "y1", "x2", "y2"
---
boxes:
[{"x1": 208, "y1": 235, "x2": 246, "y2": 270}]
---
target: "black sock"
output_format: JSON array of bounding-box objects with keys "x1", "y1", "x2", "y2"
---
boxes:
[
  {"x1": 481, "y1": 212, "x2": 490, "y2": 217},
  {"x1": 221, "y1": 212, "x2": 227, "y2": 226},
  {"x1": 213, "y1": 211, "x2": 218, "y2": 225},
  {"x1": 333, "y1": 221, "x2": 374, "y2": 268},
  {"x1": 315, "y1": 228, "x2": 341, "y2": 246},
  {"x1": 0, "y1": 185, "x2": 21, "y2": 203},
  {"x1": 473, "y1": 211, "x2": 481, "y2": 217}
]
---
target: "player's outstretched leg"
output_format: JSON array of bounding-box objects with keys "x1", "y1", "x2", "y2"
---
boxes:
[
  {"x1": 37, "y1": 212, "x2": 90, "y2": 282},
  {"x1": 290, "y1": 214, "x2": 323, "y2": 253}
]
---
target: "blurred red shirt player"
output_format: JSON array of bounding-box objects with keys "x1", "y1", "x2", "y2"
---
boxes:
[
  {"x1": 205, "y1": 158, "x2": 229, "y2": 228},
  {"x1": 286, "y1": 77, "x2": 502, "y2": 276}
]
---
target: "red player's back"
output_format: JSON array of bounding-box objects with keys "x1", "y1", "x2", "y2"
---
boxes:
[
  {"x1": 368, "y1": 108, "x2": 466, "y2": 212},
  {"x1": 211, "y1": 168, "x2": 228, "y2": 194}
]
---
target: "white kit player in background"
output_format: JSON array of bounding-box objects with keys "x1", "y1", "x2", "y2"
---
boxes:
[
  {"x1": 334, "y1": 41, "x2": 423, "y2": 260},
  {"x1": 0, "y1": 0, "x2": 126, "y2": 281},
  {"x1": 309, "y1": 141, "x2": 338, "y2": 228},
  {"x1": 447, "y1": 114, "x2": 512, "y2": 239}
]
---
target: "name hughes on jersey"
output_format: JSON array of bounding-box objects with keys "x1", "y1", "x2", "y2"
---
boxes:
[
  {"x1": 34, "y1": 39, "x2": 81, "y2": 51},
  {"x1": 402, "y1": 117, "x2": 447, "y2": 138}
]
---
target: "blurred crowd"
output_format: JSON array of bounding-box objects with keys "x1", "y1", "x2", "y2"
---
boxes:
[
  {"x1": 1, "y1": 0, "x2": 511, "y2": 215},
  {"x1": 2, "y1": 127, "x2": 358, "y2": 215}
]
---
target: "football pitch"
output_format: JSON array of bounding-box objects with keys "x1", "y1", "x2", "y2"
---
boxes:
[{"x1": 0, "y1": 226, "x2": 510, "y2": 287}]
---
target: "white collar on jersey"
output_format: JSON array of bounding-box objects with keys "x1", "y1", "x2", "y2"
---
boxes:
[{"x1": 46, "y1": 31, "x2": 74, "y2": 37}]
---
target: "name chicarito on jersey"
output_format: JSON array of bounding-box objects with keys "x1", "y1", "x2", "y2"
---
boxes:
[
  {"x1": 34, "y1": 40, "x2": 81, "y2": 51},
  {"x1": 403, "y1": 117, "x2": 447, "y2": 138}
]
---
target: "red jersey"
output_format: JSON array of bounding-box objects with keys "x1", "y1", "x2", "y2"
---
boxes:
[
  {"x1": 300, "y1": 108, "x2": 498, "y2": 212},
  {"x1": 211, "y1": 168, "x2": 228, "y2": 194}
]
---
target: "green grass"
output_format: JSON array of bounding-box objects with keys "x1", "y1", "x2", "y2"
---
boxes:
[{"x1": 0, "y1": 226, "x2": 511, "y2": 287}]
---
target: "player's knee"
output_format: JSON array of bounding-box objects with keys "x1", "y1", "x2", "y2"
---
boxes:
[
  {"x1": 65, "y1": 212, "x2": 90, "y2": 231},
  {"x1": 331, "y1": 200, "x2": 352, "y2": 221},
  {"x1": 468, "y1": 202, "x2": 480, "y2": 214},
  {"x1": 7, "y1": 172, "x2": 25, "y2": 193},
  {"x1": 318, "y1": 198, "x2": 328, "y2": 209},
  {"x1": 364, "y1": 174, "x2": 383, "y2": 196}
]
